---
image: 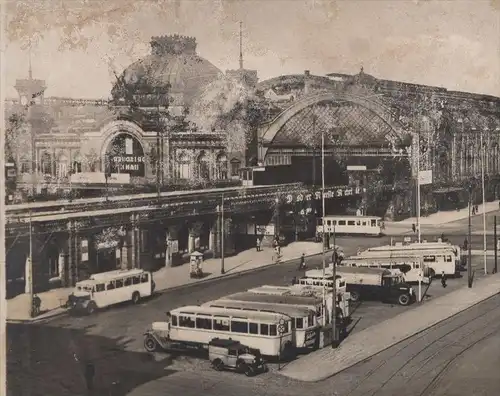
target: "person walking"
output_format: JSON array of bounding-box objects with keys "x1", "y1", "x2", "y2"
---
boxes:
[
  {"x1": 298, "y1": 253, "x2": 306, "y2": 270},
  {"x1": 256, "y1": 237, "x2": 261, "y2": 252},
  {"x1": 441, "y1": 271, "x2": 447, "y2": 288}
]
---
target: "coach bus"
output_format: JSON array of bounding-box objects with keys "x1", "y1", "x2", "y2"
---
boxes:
[{"x1": 203, "y1": 299, "x2": 318, "y2": 351}]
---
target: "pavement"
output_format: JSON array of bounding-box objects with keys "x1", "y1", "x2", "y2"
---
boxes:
[
  {"x1": 6, "y1": 241, "x2": 329, "y2": 323},
  {"x1": 279, "y1": 271, "x2": 500, "y2": 382}
]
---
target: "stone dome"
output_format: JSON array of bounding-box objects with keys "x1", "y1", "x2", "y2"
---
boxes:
[{"x1": 112, "y1": 35, "x2": 222, "y2": 107}]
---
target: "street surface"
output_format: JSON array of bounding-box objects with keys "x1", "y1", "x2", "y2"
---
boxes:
[{"x1": 6, "y1": 235, "x2": 497, "y2": 395}]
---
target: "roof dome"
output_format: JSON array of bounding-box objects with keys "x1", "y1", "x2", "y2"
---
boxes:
[{"x1": 112, "y1": 35, "x2": 222, "y2": 107}]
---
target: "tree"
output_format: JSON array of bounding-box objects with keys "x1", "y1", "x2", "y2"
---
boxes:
[{"x1": 5, "y1": 112, "x2": 30, "y2": 164}]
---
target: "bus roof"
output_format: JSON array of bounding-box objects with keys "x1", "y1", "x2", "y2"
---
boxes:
[
  {"x1": 303, "y1": 269, "x2": 335, "y2": 279},
  {"x1": 322, "y1": 215, "x2": 382, "y2": 220},
  {"x1": 335, "y1": 266, "x2": 391, "y2": 275},
  {"x1": 171, "y1": 305, "x2": 289, "y2": 323},
  {"x1": 223, "y1": 292, "x2": 322, "y2": 306},
  {"x1": 367, "y1": 244, "x2": 455, "y2": 252},
  {"x1": 89, "y1": 269, "x2": 145, "y2": 281},
  {"x1": 345, "y1": 255, "x2": 422, "y2": 261},
  {"x1": 205, "y1": 300, "x2": 313, "y2": 317}
]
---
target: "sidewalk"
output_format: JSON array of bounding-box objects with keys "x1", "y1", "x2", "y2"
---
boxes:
[
  {"x1": 279, "y1": 272, "x2": 500, "y2": 382},
  {"x1": 394, "y1": 200, "x2": 500, "y2": 226},
  {"x1": 6, "y1": 241, "x2": 326, "y2": 323}
]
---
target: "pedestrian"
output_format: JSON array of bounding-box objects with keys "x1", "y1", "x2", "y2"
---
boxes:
[
  {"x1": 256, "y1": 237, "x2": 261, "y2": 252},
  {"x1": 441, "y1": 271, "x2": 447, "y2": 288},
  {"x1": 84, "y1": 361, "x2": 95, "y2": 392},
  {"x1": 463, "y1": 238, "x2": 468, "y2": 251},
  {"x1": 291, "y1": 276, "x2": 297, "y2": 285},
  {"x1": 298, "y1": 253, "x2": 306, "y2": 270},
  {"x1": 412, "y1": 223, "x2": 416, "y2": 233}
]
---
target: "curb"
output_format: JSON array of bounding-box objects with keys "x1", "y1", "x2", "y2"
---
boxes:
[{"x1": 7, "y1": 247, "x2": 331, "y2": 325}]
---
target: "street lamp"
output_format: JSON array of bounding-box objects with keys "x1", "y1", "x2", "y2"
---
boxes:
[
  {"x1": 479, "y1": 127, "x2": 487, "y2": 275},
  {"x1": 467, "y1": 177, "x2": 475, "y2": 288}
]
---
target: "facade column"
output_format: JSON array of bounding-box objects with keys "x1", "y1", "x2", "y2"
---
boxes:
[
  {"x1": 126, "y1": 214, "x2": 139, "y2": 269},
  {"x1": 188, "y1": 233, "x2": 195, "y2": 253},
  {"x1": 209, "y1": 222, "x2": 216, "y2": 252},
  {"x1": 165, "y1": 225, "x2": 179, "y2": 267}
]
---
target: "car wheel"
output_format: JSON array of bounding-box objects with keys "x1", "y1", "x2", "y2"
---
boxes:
[
  {"x1": 132, "y1": 291, "x2": 141, "y2": 304},
  {"x1": 211, "y1": 359, "x2": 224, "y2": 371},
  {"x1": 144, "y1": 335, "x2": 157, "y2": 352},
  {"x1": 350, "y1": 291, "x2": 360, "y2": 302},
  {"x1": 398, "y1": 294, "x2": 411, "y2": 306},
  {"x1": 244, "y1": 365, "x2": 255, "y2": 377},
  {"x1": 87, "y1": 302, "x2": 97, "y2": 315}
]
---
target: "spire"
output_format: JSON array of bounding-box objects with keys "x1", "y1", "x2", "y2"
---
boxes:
[
  {"x1": 239, "y1": 21, "x2": 244, "y2": 70},
  {"x1": 28, "y1": 42, "x2": 33, "y2": 80}
]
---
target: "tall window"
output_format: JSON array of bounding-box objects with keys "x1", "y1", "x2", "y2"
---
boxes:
[
  {"x1": 176, "y1": 152, "x2": 190, "y2": 179},
  {"x1": 216, "y1": 154, "x2": 228, "y2": 180},
  {"x1": 230, "y1": 158, "x2": 241, "y2": 177},
  {"x1": 41, "y1": 152, "x2": 52, "y2": 175},
  {"x1": 72, "y1": 153, "x2": 82, "y2": 173},
  {"x1": 197, "y1": 151, "x2": 210, "y2": 180},
  {"x1": 57, "y1": 153, "x2": 69, "y2": 178}
]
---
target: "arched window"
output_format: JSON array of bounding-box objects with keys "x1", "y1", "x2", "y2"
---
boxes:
[
  {"x1": 176, "y1": 152, "x2": 190, "y2": 179},
  {"x1": 216, "y1": 154, "x2": 228, "y2": 180},
  {"x1": 197, "y1": 151, "x2": 210, "y2": 180},
  {"x1": 41, "y1": 152, "x2": 52, "y2": 175},
  {"x1": 230, "y1": 158, "x2": 241, "y2": 177},
  {"x1": 72, "y1": 153, "x2": 82, "y2": 174},
  {"x1": 57, "y1": 153, "x2": 69, "y2": 178}
]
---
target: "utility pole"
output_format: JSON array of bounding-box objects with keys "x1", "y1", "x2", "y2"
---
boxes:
[
  {"x1": 480, "y1": 131, "x2": 487, "y2": 275},
  {"x1": 416, "y1": 133, "x2": 421, "y2": 243},
  {"x1": 28, "y1": 210, "x2": 34, "y2": 317},
  {"x1": 468, "y1": 183, "x2": 473, "y2": 288},
  {"x1": 320, "y1": 118, "x2": 327, "y2": 327},
  {"x1": 331, "y1": 223, "x2": 338, "y2": 348},
  {"x1": 221, "y1": 193, "x2": 225, "y2": 274},
  {"x1": 494, "y1": 216, "x2": 498, "y2": 274}
]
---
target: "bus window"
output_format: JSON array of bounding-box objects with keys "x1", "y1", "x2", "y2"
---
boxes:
[
  {"x1": 231, "y1": 320, "x2": 249, "y2": 333},
  {"x1": 179, "y1": 315, "x2": 195, "y2": 328},
  {"x1": 332, "y1": 220, "x2": 337, "y2": 226},
  {"x1": 132, "y1": 276, "x2": 141, "y2": 285},
  {"x1": 347, "y1": 221, "x2": 355, "y2": 226},
  {"x1": 296, "y1": 318, "x2": 304, "y2": 329},
  {"x1": 327, "y1": 220, "x2": 331, "y2": 226},
  {"x1": 124, "y1": 277, "x2": 132, "y2": 286},
  {"x1": 424, "y1": 256, "x2": 436, "y2": 262},
  {"x1": 96, "y1": 283, "x2": 105, "y2": 292},
  {"x1": 141, "y1": 274, "x2": 149, "y2": 283},
  {"x1": 415, "y1": 264, "x2": 420, "y2": 269},
  {"x1": 260, "y1": 324, "x2": 269, "y2": 335},
  {"x1": 356, "y1": 220, "x2": 361, "y2": 226},
  {"x1": 362, "y1": 221, "x2": 367, "y2": 226},
  {"x1": 446, "y1": 256, "x2": 452, "y2": 262},
  {"x1": 213, "y1": 318, "x2": 230, "y2": 331},
  {"x1": 339, "y1": 220, "x2": 346, "y2": 226},
  {"x1": 196, "y1": 317, "x2": 212, "y2": 330},
  {"x1": 172, "y1": 315, "x2": 178, "y2": 326},
  {"x1": 115, "y1": 279, "x2": 123, "y2": 288},
  {"x1": 371, "y1": 220, "x2": 376, "y2": 227},
  {"x1": 377, "y1": 220, "x2": 381, "y2": 226},
  {"x1": 107, "y1": 282, "x2": 115, "y2": 290},
  {"x1": 249, "y1": 322, "x2": 259, "y2": 334},
  {"x1": 270, "y1": 324, "x2": 277, "y2": 336}
]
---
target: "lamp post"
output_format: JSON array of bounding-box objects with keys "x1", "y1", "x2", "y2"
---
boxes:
[
  {"x1": 220, "y1": 193, "x2": 225, "y2": 274},
  {"x1": 480, "y1": 129, "x2": 487, "y2": 275},
  {"x1": 416, "y1": 133, "x2": 421, "y2": 243},
  {"x1": 320, "y1": 117, "x2": 327, "y2": 327},
  {"x1": 468, "y1": 178, "x2": 474, "y2": 288}
]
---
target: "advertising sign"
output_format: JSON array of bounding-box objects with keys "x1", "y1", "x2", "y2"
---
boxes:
[
  {"x1": 418, "y1": 170, "x2": 433, "y2": 186},
  {"x1": 71, "y1": 172, "x2": 130, "y2": 184},
  {"x1": 107, "y1": 134, "x2": 146, "y2": 177}
]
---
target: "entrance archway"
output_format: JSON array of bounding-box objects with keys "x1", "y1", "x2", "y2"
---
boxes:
[{"x1": 105, "y1": 133, "x2": 146, "y2": 177}]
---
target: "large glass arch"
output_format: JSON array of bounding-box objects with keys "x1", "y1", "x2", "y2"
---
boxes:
[
  {"x1": 105, "y1": 133, "x2": 145, "y2": 176},
  {"x1": 272, "y1": 101, "x2": 400, "y2": 148}
]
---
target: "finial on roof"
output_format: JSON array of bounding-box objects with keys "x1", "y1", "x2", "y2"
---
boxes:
[
  {"x1": 239, "y1": 21, "x2": 244, "y2": 70},
  {"x1": 360, "y1": 65, "x2": 364, "y2": 74},
  {"x1": 28, "y1": 42, "x2": 33, "y2": 80}
]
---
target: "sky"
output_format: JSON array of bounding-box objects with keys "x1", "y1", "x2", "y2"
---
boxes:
[{"x1": 3, "y1": 0, "x2": 500, "y2": 99}]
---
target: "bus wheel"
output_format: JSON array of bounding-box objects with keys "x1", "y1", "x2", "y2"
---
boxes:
[
  {"x1": 132, "y1": 291, "x2": 141, "y2": 305},
  {"x1": 144, "y1": 335, "x2": 157, "y2": 352},
  {"x1": 350, "y1": 291, "x2": 360, "y2": 302},
  {"x1": 87, "y1": 302, "x2": 97, "y2": 315},
  {"x1": 398, "y1": 294, "x2": 411, "y2": 306}
]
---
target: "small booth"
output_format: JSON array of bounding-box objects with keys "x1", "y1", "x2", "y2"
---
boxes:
[{"x1": 189, "y1": 251, "x2": 204, "y2": 278}]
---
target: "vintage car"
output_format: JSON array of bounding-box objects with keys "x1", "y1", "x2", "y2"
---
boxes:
[{"x1": 208, "y1": 338, "x2": 268, "y2": 376}]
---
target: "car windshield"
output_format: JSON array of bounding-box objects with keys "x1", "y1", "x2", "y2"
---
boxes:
[{"x1": 74, "y1": 295, "x2": 90, "y2": 301}]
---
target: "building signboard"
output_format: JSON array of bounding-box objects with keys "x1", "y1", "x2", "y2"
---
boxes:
[
  {"x1": 418, "y1": 170, "x2": 433, "y2": 186},
  {"x1": 107, "y1": 134, "x2": 146, "y2": 177},
  {"x1": 70, "y1": 172, "x2": 130, "y2": 184}
]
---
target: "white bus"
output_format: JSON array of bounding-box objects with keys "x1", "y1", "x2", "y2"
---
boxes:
[
  {"x1": 223, "y1": 290, "x2": 331, "y2": 325},
  {"x1": 370, "y1": 241, "x2": 461, "y2": 266},
  {"x1": 359, "y1": 245, "x2": 457, "y2": 276},
  {"x1": 203, "y1": 300, "x2": 318, "y2": 351},
  {"x1": 317, "y1": 215, "x2": 383, "y2": 237},
  {"x1": 68, "y1": 269, "x2": 155, "y2": 314},
  {"x1": 162, "y1": 305, "x2": 295, "y2": 359},
  {"x1": 296, "y1": 270, "x2": 348, "y2": 293},
  {"x1": 340, "y1": 255, "x2": 431, "y2": 283}
]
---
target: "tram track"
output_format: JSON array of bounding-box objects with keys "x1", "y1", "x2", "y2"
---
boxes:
[{"x1": 342, "y1": 294, "x2": 500, "y2": 396}]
